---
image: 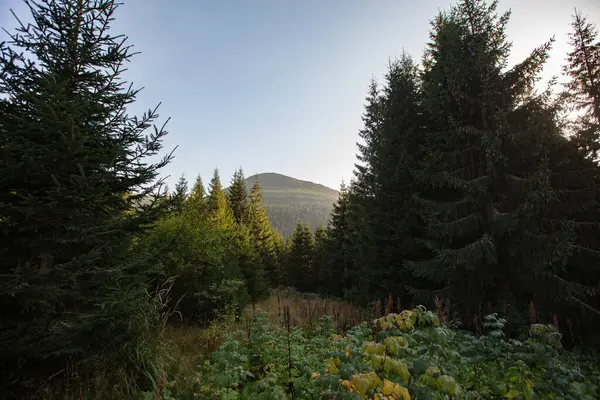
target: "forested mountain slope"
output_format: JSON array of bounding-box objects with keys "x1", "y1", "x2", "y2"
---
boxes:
[{"x1": 228, "y1": 173, "x2": 339, "y2": 237}]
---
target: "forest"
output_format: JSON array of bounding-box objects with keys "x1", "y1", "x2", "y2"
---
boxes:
[{"x1": 1, "y1": 0, "x2": 600, "y2": 399}]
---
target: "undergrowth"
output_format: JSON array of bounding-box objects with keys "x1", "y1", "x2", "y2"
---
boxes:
[{"x1": 144, "y1": 304, "x2": 600, "y2": 399}]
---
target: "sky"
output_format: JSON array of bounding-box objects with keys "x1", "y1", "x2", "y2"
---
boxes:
[{"x1": 1, "y1": 0, "x2": 599, "y2": 191}]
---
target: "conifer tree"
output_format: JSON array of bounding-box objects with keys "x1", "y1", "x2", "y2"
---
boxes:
[
  {"x1": 555, "y1": 11, "x2": 600, "y2": 341},
  {"x1": 546, "y1": 136, "x2": 600, "y2": 341},
  {"x1": 348, "y1": 82, "x2": 383, "y2": 301},
  {"x1": 247, "y1": 176, "x2": 281, "y2": 286},
  {"x1": 0, "y1": 0, "x2": 174, "y2": 394},
  {"x1": 171, "y1": 174, "x2": 189, "y2": 214},
  {"x1": 175, "y1": 174, "x2": 189, "y2": 196},
  {"x1": 312, "y1": 224, "x2": 329, "y2": 294},
  {"x1": 285, "y1": 221, "x2": 315, "y2": 292},
  {"x1": 323, "y1": 182, "x2": 355, "y2": 298},
  {"x1": 349, "y1": 54, "x2": 425, "y2": 302},
  {"x1": 232, "y1": 226, "x2": 267, "y2": 310},
  {"x1": 248, "y1": 177, "x2": 274, "y2": 243},
  {"x1": 407, "y1": 0, "x2": 573, "y2": 322},
  {"x1": 228, "y1": 168, "x2": 249, "y2": 226},
  {"x1": 270, "y1": 231, "x2": 287, "y2": 287},
  {"x1": 563, "y1": 10, "x2": 600, "y2": 160},
  {"x1": 187, "y1": 174, "x2": 206, "y2": 215},
  {"x1": 206, "y1": 168, "x2": 235, "y2": 229}
]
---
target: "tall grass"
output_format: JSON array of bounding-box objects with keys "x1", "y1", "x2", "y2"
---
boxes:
[
  {"x1": 248, "y1": 288, "x2": 369, "y2": 332},
  {"x1": 31, "y1": 279, "x2": 179, "y2": 400}
]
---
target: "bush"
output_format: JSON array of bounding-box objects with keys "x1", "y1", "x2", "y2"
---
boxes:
[{"x1": 140, "y1": 212, "x2": 250, "y2": 326}]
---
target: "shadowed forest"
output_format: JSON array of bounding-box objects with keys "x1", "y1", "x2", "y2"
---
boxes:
[{"x1": 1, "y1": 0, "x2": 600, "y2": 399}]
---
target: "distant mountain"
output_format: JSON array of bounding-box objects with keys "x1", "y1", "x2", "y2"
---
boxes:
[{"x1": 230, "y1": 173, "x2": 339, "y2": 238}]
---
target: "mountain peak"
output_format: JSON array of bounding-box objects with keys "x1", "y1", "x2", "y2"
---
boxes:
[
  {"x1": 227, "y1": 172, "x2": 338, "y2": 238},
  {"x1": 245, "y1": 172, "x2": 338, "y2": 194}
]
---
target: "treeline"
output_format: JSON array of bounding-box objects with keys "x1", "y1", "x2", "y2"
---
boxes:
[
  {"x1": 285, "y1": 0, "x2": 600, "y2": 346},
  {"x1": 265, "y1": 202, "x2": 333, "y2": 238},
  {"x1": 156, "y1": 170, "x2": 342, "y2": 305},
  {"x1": 147, "y1": 169, "x2": 288, "y2": 324}
]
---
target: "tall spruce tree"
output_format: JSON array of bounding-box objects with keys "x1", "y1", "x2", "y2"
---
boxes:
[
  {"x1": 247, "y1": 176, "x2": 281, "y2": 287},
  {"x1": 349, "y1": 81, "x2": 384, "y2": 302},
  {"x1": 554, "y1": 11, "x2": 600, "y2": 343},
  {"x1": 247, "y1": 177, "x2": 274, "y2": 244},
  {"x1": 228, "y1": 168, "x2": 249, "y2": 225},
  {"x1": 547, "y1": 136, "x2": 600, "y2": 344},
  {"x1": 563, "y1": 10, "x2": 600, "y2": 160},
  {"x1": 407, "y1": 0, "x2": 573, "y2": 323},
  {"x1": 349, "y1": 54, "x2": 425, "y2": 303},
  {"x1": 0, "y1": 0, "x2": 174, "y2": 395}
]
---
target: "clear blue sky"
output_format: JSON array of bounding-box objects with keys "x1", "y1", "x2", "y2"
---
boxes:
[{"x1": 1, "y1": 0, "x2": 599, "y2": 190}]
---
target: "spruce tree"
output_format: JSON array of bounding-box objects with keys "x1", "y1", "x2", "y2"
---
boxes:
[
  {"x1": 228, "y1": 167, "x2": 249, "y2": 226},
  {"x1": 407, "y1": 0, "x2": 572, "y2": 322},
  {"x1": 349, "y1": 81, "x2": 383, "y2": 301},
  {"x1": 270, "y1": 231, "x2": 287, "y2": 287},
  {"x1": 206, "y1": 168, "x2": 235, "y2": 229},
  {"x1": 312, "y1": 224, "x2": 329, "y2": 294},
  {"x1": 175, "y1": 174, "x2": 189, "y2": 196},
  {"x1": 285, "y1": 221, "x2": 315, "y2": 292},
  {"x1": 187, "y1": 174, "x2": 206, "y2": 215},
  {"x1": 350, "y1": 54, "x2": 425, "y2": 302},
  {"x1": 232, "y1": 225, "x2": 266, "y2": 310},
  {"x1": 247, "y1": 176, "x2": 281, "y2": 287},
  {"x1": 555, "y1": 11, "x2": 600, "y2": 342},
  {"x1": 170, "y1": 174, "x2": 189, "y2": 214},
  {"x1": 547, "y1": 136, "x2": 600, "y2": 343},
  {"x1": 563, "y1": 10, "x2": 600, "y2": 160},
  {"x1": 248, "y1": 177, "x2": 274, "y2": 243},
  {"x1": 0, "y1": 0, "x2": 173, "y2": 394},
  {"x1": 323, "y1": 182, "x2": 355, "y2": 298}
]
